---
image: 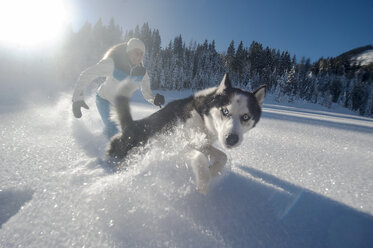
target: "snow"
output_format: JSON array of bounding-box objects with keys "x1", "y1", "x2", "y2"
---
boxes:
[
  {"x1": 351, "y1": 49, "x2": 373, "y2": 66},
  {"x1": 1, "y1": 89, "x2": 373, "y2": 248}
]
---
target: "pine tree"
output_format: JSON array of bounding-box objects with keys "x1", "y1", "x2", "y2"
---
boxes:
[
  {"x1": 105, "y1": 18, "x2": 123, "y2": 47},
  {"x1": 134, "y1": 25, "x2": 140, "y2": 38},
  {"x1": 234, "y1": 41, "x2": 245, "y2": 75},
  {"x1": 140, "y1": 23, "x2": 152, "y2": 55},
  {"x1": 329, "y1": 76, "x2": 342, "y2": 103},
  {"x1": 275, "y1": 73, "x2": 287, "y2": 102},
  {"x1": 75, "y1": 21, "x2": 95, "y2": 68},
  {"x1": 286, "y1": 65, "x2": 298, "y2": 102},
  {"x1": 226, "y1": 41, "x2": 235, "y2": 73},
  {"x1": 279, "y1": 51, "x2": 291, "y2": 75},
  {"x1": 173, "y1": 35, "x2": 184, "y2": 61},
  {"x1": 352, "y1": 80, "x2": 369, "y2": 114},
  {"x1": 364, "y1": 85, "x2": 373, "y2": 116},
  {"x1": 92, "y1": 18, "x2": 105, "y2": 53},
  {"x1": 151, "y1": 29, "x2": 161, "y2": 56}
]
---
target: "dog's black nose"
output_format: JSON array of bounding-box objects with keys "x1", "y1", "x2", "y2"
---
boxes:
[{"x1": 226, "y1": 133, "x2": 239, "y2": 146}]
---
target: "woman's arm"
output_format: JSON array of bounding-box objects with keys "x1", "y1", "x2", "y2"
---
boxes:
[
  {"x1": 140, "y1": 72, "x2": 155, "y2": 105},
  {"x1": 72, "y1": 58, "x2": 115, "y2": 102}
]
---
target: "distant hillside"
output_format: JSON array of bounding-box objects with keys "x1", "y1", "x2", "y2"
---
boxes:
[
  {"x1": 337, "y1": 45, "x2": 373, "y2": 65},
  {"x1": 337, "y1": 45, "x2": 373, "y2": 72},
  {"x1": 311, "y1": 45, "x2": 373, "y2": 80},
  {"x1": 350, "y1": 49, "x2": 373, "y2": 68}
]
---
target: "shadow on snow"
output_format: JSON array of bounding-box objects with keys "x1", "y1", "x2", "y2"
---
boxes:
[
  {"x1": 262, "y1": 108, "x2": 373, "y2": 134},
  {"x1": 182, "y1": 168, "x2": 373, "y2": 248},
  {"x1": 0, "y1": 188, "x2": 34, "y2": 228},
  {"x1": 264, "y1": 103, "x2": 373, "y2": 124}
]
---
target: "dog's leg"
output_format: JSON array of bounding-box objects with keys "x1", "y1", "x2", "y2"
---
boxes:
[
  {"x1": 107, "y1": 136, "x2": 128, "y2": 159},
  {"x1": 115, "y1": 96, "x2": 132, "y2": 129},
  {"x1": 190, "y1": 150, "x2": 211, "y2": 195},
  {"x1": 204, "y1": 145, "x2": 227, "y2": 177}
]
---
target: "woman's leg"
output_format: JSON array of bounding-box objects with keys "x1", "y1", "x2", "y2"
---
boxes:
[{"x1": 95, "y1": 95, "x2": 119, "y2": 138}]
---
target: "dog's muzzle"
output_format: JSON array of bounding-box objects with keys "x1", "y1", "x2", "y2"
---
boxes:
[{"x1": 226, "y1": 133, "x2": 239, "y2": 147}]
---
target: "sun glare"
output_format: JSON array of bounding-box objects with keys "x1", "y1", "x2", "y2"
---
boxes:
[{"x1": 0, "y1": 0, "x2": 70, "y2": 48}]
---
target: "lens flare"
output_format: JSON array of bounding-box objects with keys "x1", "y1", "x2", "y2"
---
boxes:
[{"x1": 0, "y1": 0, "x2": 70, "y2": 48}]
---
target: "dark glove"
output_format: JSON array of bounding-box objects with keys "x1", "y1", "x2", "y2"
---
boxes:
[
  {"x1": 131, "y1": 65, "x2": 146, "y2": 77},
  {"x1": 72, "y1": 100, "x2": 89, "y2": 118},
  {"x1": 154, "y1": 93, "x2": 165, "y2": 108}
]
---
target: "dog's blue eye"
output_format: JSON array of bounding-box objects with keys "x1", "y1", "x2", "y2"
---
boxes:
[
  {"x1": 241, "y1": 114, "x2": 250, "y2": 122},
  {"x1": 221, "y1": 108, "x2": 229, "y2": 116}
]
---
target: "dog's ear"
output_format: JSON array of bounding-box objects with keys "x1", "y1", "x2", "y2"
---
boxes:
[
  {"x1": 217, "y1": 73, "x2": 232, "y2": 93},
  {"x1": 253, "y1": 84, "x2": 266, "y2": 107}
]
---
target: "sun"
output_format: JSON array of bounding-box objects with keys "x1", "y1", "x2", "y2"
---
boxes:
[{"x1": 0, "y1": 0, "x2": 70, "y2": 48}]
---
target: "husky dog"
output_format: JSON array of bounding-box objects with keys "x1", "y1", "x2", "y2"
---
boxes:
[{"x1": 108, "y1": 74, "x2": 266, "y2": 194}]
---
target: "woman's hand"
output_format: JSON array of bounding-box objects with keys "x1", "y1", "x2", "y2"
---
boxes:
[{"x1": 72, "y1": 100, "x2": 89, "y2": 118}]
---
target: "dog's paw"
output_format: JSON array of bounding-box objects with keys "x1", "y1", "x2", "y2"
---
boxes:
[
  {"x1": 209, "y1": 161, "x2": 225, "y2": 177},
  {"x1": 191, "y1": 152, "x2": 211, "y2": 195},
  {"x1": 196, "y1": 180, "x2": 210, "y2": 195},
  {"x1": 194, "y1": 168, "x2": 211, "y2": 195},
  {"x1": 205, "y1": 146, "x2": 227, "y2": 177}
]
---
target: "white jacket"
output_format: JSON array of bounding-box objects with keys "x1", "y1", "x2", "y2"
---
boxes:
[{"x1": 72, "y1": 58, "x2": 154, "y2": 105}]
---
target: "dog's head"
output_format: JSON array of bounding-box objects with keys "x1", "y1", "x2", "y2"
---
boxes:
[{"x1": 202, "y1": 74, "x2": 266, "y2": 149}]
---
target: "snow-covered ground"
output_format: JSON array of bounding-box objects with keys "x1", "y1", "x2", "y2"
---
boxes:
[{"x1": 1, "y1": 89, "x2": 372, "y2": 248}]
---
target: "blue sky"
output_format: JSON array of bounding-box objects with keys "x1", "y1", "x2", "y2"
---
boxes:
[{"x1": 68, "y1": 0, "x2": 373, "y2": 62}]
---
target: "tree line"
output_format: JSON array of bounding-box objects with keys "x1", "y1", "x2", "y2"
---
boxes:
[
  {"x1": 136, "y1": 23, "x2": 372, "y2": 116},
  {"x1": 2, "y1": 19, "x2": 372, "y2": 116}
]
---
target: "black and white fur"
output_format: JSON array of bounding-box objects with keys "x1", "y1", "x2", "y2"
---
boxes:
[{"x1": 108, "y1": 74, "x2": 266, "y2": 194}]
